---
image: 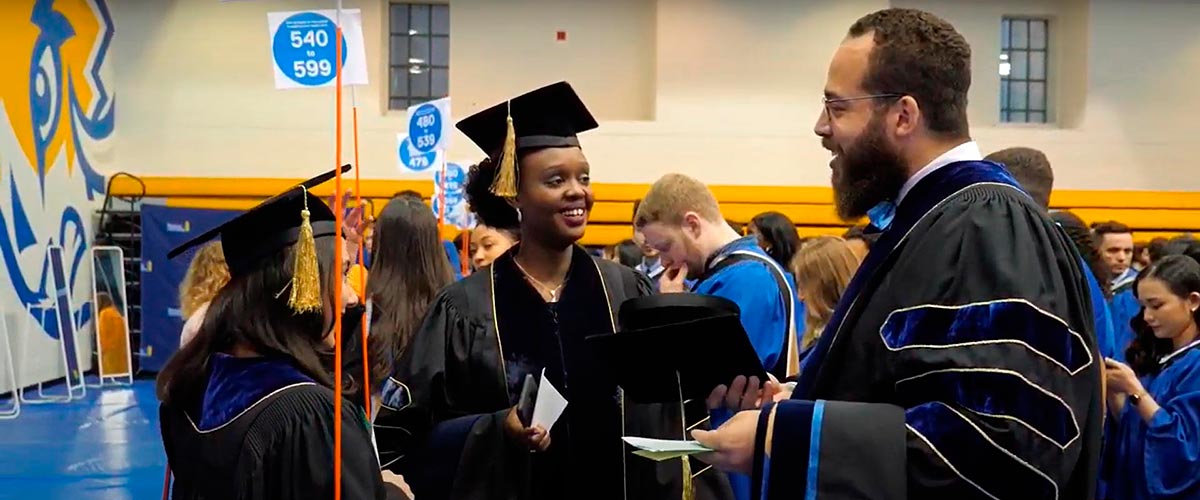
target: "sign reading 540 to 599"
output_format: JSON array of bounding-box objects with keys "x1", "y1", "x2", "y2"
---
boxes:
[{"x1": 267, "y1": 9, "x2": 369, "y2": 89}]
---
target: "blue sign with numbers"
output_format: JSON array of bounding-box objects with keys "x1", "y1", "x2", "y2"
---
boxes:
[
  {"x1": 398, "y1": 136, "x2": 438, "y2": 173},
  {"x1": 272, "y1": 12, "x2": 348, "y2": 87},
  {"x1": 408, "y1": 103, "x2": 444, "y2": 153},
  {"x1": 431, "y1": 163, "x2": 473, "y2": 229}
]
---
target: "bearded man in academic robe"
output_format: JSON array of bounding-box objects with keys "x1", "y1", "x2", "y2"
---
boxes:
[{"x1": 693, "y1": 8, "x2": 1104, "y2": 500}]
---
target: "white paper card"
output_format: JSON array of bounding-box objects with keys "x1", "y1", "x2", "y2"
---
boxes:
[{"x1": 532, "y1": 368, "x2": 568, "y2": 431}]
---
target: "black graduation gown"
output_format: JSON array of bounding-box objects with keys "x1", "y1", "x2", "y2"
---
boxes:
[
  {"x1": 160, "y1": 354, "x2": 389, "y2": 500},
  {"x1": 751, "y1": 160, "x2": 1104, "y2": 500},
  {"x1": 374, "y1": 246, "x2": 729, "y2": 500}
]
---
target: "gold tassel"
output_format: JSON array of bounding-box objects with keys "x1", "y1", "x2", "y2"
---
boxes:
[
  {"x1": 681, "y1": 457, "x2": 695, "y2": 500},
  {"x1": 489, "y1": 102, "x2": 519, "y2": 198},
  {"x1": 288, "y1": 189, "x2": 323, "y2": 313}
]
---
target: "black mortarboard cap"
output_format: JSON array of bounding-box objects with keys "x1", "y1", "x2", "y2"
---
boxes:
[
  {"x1": 456, "y1": 81, "x2": 598, "y2": 198},
  {"x1": 586, "y1": 294, "x2": 768, "y2": 403},
  {"x1": 167, "y1": 165, "x2": 351, "y2": 278}
]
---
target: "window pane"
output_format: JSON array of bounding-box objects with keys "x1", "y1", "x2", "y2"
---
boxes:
[
  {"x1": 1011, "y1": 20, "x2": 1028, "y2": 49},
  {"x1": 1011, "y1": 51, "x2": 1029, "y2": 80},
  {"x1": 389, "y1": 35, "x2": 409, "y2": 65},
  {"x1": 410, "y1": 68, "x2": 431, "y2": 98},
  {"x1": 1001, "y1": 19, "x2": 1011, "y2": 48},
  {"x1": 1029, "y1": 81, "x2": 1046, "y2": 110},
  {"x1": 431, "y1": 5, "x2": 450, "y2": 35},
  {"x1": 1029, "y1": 112, "x2": 1045, "y2": 123},
  {"x1": 410, "y1": 4, "x2": 430, "y2": 34},
  {"x1": 1030, "y1": 51, "x2": 1046, "y2": 80},
  {"x1": 1000, "y1": 110, "x2": 1010, "y2": 123},
  {"x1": 431, "y1": 37, "x2": 449, "y2": 67},
  {"x1": 1000, "y1": 80, "x2": 1010, "y2": 109},
  {"x1": 1030, "y1": 20, "x2": 1047, "y2": 50},
  {"x1": 390, "y1": 98, "x2": 408, "y2": 111},
  {"x1": 431, "y1": 68, "x2": 448, "y2": 97},
  {"x1": 389, "y1": 5, "x2": 408, "y2": 35},
  {"x1": 390, "y1": 68, "x2": 409, "y2": 97},
  {"x1": 1009, "y1": 80, "x2": 1027, "y2": 109},
  {"x1": 410, "y1": 36, "x2": 430, "y2": 64},
  {"x1": 1010, "y1": 111, "x2": 1028, "y2": 122}
]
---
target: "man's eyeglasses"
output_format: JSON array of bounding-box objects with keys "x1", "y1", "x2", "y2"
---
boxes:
[{"x1": 821, "y1": 93, "x2": 905, "y2": 117}]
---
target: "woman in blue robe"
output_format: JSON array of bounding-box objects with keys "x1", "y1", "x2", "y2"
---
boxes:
[{"x1": 1102, "y1": 254, "x2": 1200, "y2": 500}]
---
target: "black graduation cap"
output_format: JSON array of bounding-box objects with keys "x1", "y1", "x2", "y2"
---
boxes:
[
  {"x1": 455, "y1": 81, "x2": 598, "y2": 198},
  {"x1": 586, "y1": 294, "x2": 768, "y2": 403},
  {"x1": 167, "y1": 165, "x2": 350, "y2": 283}
]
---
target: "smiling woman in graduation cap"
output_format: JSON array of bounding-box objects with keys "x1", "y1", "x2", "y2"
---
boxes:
[
  {"x1": 373, "y1": 82, "x2": 715, "y2": 500},
  {"x1": 155, "y1": 167, "x2": 403, "y2": 499}
]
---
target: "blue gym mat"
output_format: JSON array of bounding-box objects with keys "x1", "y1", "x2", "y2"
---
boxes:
[{"x1": 0, "y1": 379, "x2": 166, "y2": 500}]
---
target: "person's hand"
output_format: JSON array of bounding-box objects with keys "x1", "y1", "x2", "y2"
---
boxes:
[
  {"x1": 504, "y1": 406, "x2": 551, "y2": 452},
  {"x1": 381, "y1": 470, "x2": 415, "y2": 499},
  {"x1": 691, "y1": 409, "x2": 759, "y2": 474},
  {"x1": 659, "y1": 263, "x2": 689, "y2": 294},
  {"x1": 343, "y1": 202, "x2": 371, "y2": 247},
  {"x1": 1104, "y1": 358, "x2": 1144, "y2": 396},
  {"x1": 706, "y1": 375, "x2": 789, "y2": 412}
]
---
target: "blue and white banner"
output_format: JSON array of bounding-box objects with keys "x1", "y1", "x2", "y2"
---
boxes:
[
  {"x1": 397, "y1": 134, "x2": 441, "y2": 176},
  {"x1": 407, "y1": 97, "x2": 452, "y2": 154},
  {"x1": 432, "y1": 161, "x2": 474, "y2": 229},
  {"x1": 267, "y1": 9, "x2": 368, "y2": 89},
  {"x1": 140, "y1": 205, "x2": 240, "y2": 371}
]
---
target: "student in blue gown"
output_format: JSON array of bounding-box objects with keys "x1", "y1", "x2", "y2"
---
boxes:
[
  {"x1": 1102, "y1": 255, "x2": 1200, "y2": 500},
  {"x1": 157, "y1": 168, "x2": 406, "y2": 499},
  {"x1": 693, "y1": 10, "x2": 1102, "y2": 500}
]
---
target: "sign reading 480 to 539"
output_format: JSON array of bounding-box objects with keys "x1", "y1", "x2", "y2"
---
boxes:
[{"x1": 267, "y1": 9, "x2": 369, "y2": 90}]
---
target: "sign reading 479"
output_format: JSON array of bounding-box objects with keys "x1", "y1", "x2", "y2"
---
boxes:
[{"x1": 267, "y1": 9, "x2": 369, "y2": 89}]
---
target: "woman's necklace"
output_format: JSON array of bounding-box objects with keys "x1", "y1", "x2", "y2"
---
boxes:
[{"x1": 512, "y1": 257, "x2": 567, "y2": 303}]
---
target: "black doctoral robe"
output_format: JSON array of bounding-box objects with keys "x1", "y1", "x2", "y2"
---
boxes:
[
  {"x1": 159, "y1": 353, "x2": 389, "y2": 500},
  {"x1": 751, "y1": 160, "x2": 1104, "y2": 500},
  {"x1": 374, "y1": 246, "x2": 730, "y2": 500}
]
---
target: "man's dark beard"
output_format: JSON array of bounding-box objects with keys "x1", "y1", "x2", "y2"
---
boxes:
[{"x1": 832, "y1": 114, "x2": 909, "y2": 221}]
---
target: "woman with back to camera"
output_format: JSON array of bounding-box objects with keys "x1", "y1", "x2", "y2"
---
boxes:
[
  {"x1": 363, "y1": 196, "x2": 455, "y2": 391},
  {"x1": 157, "y1": 170, "x2": 409, "y2": 499},
  {"x1": 1101, "y1": 254, "x2": 1200, "y2": 500},
  {"x1": 372, "y1": 82, "x2": 717, "y2": 500},
  {"x1": 790, "y1": 236, "x2": 859, "y2": 355}
]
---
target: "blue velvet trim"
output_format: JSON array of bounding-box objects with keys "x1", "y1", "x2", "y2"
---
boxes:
[
  {"x1": 795, "y1": 160, "x2": 1020, "y2": 398},
  {"x1": 765, "y1": 400, "x2": 817, "y2": 499},
  {"x1": 881, "y1": 300, "x2": 1090, "y2": 373},
  {"x1": 804, "y1": 400, "x2": 825, "y2": 500},
  {"x1": 199, "y1": 353, "x2": 314, "y2": 431},
  {"x1": 897, "y1": 370, "x2": 1076, "y2": 447},
  {"x1": 379, "y1": 377, "x2": 412, "y2": 411},
  {"x1": 907, "y1": 401, "x2": 1056, "y2": 499}
]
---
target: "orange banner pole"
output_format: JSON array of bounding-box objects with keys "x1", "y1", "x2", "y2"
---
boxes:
[
  {"x1": 461, "y1": 230, "x2": 470, "y2": 276},
  {"x1": 333, "y1": 20, "x2": 345, "y2": 500},
  {"x1": 352, "y1": 105, "x2": 372, "y2": 418}
]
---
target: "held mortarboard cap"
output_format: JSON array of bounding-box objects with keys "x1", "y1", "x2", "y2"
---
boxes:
[
  {"x1": 586, "y1": 294, "x2": 768, "y2": 403},
  {"x1": 167, "y1": 165, "x2": 351, "y2": 311},
  {"x1": 456, "y1": 81, "x2": 598, "y2": 198}
]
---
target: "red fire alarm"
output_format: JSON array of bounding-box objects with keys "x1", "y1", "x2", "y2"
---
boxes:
[{"x1": 556, "y1": 30, "x2": 567, "y2": 42}]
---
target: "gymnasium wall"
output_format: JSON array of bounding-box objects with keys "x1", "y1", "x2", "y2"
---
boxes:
[
  {"x1": 109, "y1": 0, "x2": 1200, "y2": 191},
  {"x1": 0, "y1": 0, "x2": 113, "y2": 389}
]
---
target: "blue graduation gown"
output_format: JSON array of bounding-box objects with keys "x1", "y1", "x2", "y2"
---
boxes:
[
  {"x1": 691, "y1": 237, "x2": 798, "y2": 375},
  {"x1": 1102, "y1": 344, "x2": 1200, "y2": 500},
  {"x1": 1082, "y1": 259, "x2": 1121, "y2": 360},
  {"x1": 1110, "y1": 289, "x2": 1140, "y2": 362},
  {"x1": 750, "y1": 161, "x2": 1103, "y2": 500}
]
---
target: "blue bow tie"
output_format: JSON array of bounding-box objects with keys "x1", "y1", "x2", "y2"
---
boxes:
[{"x1": 867, "y1": 201, "x2": 896, "y2": 232}]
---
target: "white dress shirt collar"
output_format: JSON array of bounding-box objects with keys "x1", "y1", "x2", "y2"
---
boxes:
[{"x1": 896, "y1": 141, "x2": 983, "y2": 205}]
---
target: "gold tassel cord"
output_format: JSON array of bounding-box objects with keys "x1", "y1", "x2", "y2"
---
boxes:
[
  {"x1": 490, "y1": 101, "x2": 519, "y2": 198},
  {"x1": 288, "y1": 189, "x2": 323, "y2": 313}
]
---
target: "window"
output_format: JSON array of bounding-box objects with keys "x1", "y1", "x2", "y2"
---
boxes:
[
  {"x1": 999, "y1": 17, "x2": 1049, "y2": 123},
  {"x1": 388, "y1": 3, "x2": 449, "y2": 110}
]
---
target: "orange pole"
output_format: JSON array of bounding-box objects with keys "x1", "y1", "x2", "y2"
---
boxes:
[
  {"x1": 333, "y1": 22, "x2": 345, "y2": 500},
  {"x1": 461, "y1": 230, "x2": 470, "y2": 276},
  {"x1": 352, "y1": 105, "x2": 372, "y2": 418}
]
